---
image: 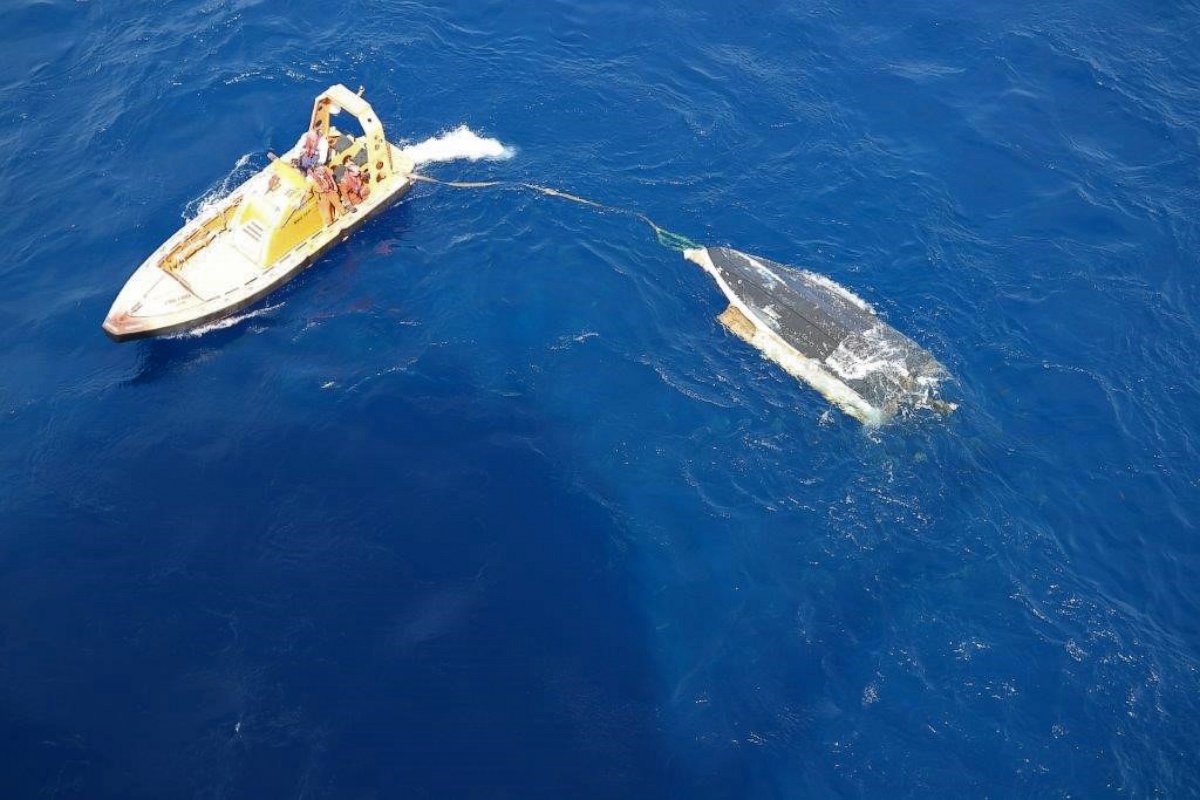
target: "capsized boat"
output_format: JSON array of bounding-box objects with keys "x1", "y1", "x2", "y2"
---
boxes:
[
  {"x1": 684, "y1": 246, "x2": 955, "y2": 425},
  {"x1": 103, "y1": 84, "x2": 415, "y2": 341}
]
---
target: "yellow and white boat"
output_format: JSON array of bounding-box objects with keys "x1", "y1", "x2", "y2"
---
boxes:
[{"x1": 103, "y1": 84, "x2": 414, "y2": 341}]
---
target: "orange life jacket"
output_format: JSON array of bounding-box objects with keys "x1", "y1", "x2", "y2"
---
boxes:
[{"x1": 310, "y1": 166, "x2": 336, "y2": 194}]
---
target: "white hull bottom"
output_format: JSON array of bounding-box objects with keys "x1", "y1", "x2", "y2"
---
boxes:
[{"x1": 684, "y1": 247, "x2": 886, "y2": 425}]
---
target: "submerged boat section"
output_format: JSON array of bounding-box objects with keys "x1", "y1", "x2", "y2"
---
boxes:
[{"x1": 684, "y1": 246, "x2": 954, "y2": 424}]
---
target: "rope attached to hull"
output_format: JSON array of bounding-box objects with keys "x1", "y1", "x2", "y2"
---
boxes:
[{"x1": 407, "y1": 173, "x2": 700, "y2": 252}]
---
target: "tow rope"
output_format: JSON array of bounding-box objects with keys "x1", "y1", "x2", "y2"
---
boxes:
[{"x1": 407, "y1": 172, "x2": 700, "y2": 252}]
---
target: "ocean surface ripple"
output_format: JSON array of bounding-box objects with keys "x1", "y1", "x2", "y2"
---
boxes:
[{"x1": 1, "y1": 1, "x2": 1198, "y2": 798}]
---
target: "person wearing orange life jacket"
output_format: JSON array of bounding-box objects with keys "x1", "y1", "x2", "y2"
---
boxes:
[
  {"x1": 308, "y1": 163, "x2": 341, "y2": 226},
  {"x1": 338, "y1": 164, "x2": 371, "y2": 211},
  {"x1": 294, "y1": 121, "x2": 329, "y2": 172}
]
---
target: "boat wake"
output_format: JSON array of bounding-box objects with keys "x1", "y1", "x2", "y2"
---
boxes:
[
  {"x1": 182, "y1": 153, "x2": 255, "y2": 221},
  {"x1": 400, "y1": 125, "x2": 515, "y2": 166},
  {"x1": 165, "y1": 302, "x2": 284, "y2": 339}
]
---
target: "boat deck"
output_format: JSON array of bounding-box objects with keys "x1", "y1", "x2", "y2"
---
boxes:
[{"x1": 174, "y1": 235, "x2": 261, "y2": 301}]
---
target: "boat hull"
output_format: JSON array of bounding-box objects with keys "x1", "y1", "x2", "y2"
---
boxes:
[{"x1": 684, "y1": 246, "x2": 952, "y2": 424}]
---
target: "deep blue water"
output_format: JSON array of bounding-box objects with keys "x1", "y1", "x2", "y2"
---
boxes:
[{"x1": 3, "y1": 1, "x2": 1200, "y2": 797}]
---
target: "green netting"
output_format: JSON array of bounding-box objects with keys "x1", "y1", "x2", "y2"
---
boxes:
[{"x1": 652, "y1": 226, "x2": 700, "y2": 252}]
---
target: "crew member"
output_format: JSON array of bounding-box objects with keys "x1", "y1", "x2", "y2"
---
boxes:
[
  {"x1": 309, "y1": 163, "x2": 341, "y2": 226},
  {"x1": 338, "y1": 164, "x2": 370, "y2": 210},
  {"x1": 295, "y1": 121, "x2": 329, "y2": 172}
]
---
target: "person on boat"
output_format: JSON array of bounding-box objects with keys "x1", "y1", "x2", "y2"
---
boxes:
[
  {"x1": 295, "y1": 121, "x2": 329, "y2": 172},
  {"x1": 308, "y1": 163, "x2": 341, "y2": 226},
  {"x1": 338, "y1": 164, "x2": 370, "y2": 210}
]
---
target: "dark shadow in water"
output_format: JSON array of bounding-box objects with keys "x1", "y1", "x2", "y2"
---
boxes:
[{"x1": 0, "y1": 351, "x2": 668, "y2": 799}]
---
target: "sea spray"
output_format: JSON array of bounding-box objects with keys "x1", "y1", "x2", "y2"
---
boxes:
[
  {"x1": 165, "y1": 302, "x2": 285, "y2": 339},
  {"x1": 401, "y1": 125, "x2": 515, "y2": 166},
  {"x1": 183, "y1": 153, "x2": 254, "y2": 221}
]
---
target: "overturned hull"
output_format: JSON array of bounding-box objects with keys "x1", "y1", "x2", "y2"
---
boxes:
[{"x1": 684, "y1": 247, "x2": 954, "y2": 425}]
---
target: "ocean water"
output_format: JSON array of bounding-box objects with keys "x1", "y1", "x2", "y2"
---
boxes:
[{"x1": 2, "y1": 1, "x2": 1199, "y2": 797}]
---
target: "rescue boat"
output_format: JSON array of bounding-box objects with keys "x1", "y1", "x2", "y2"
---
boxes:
[{"x1": 102, "y1": 84, "x2": 415, "y2": 341}]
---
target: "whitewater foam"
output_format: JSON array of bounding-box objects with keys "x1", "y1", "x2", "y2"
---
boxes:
[
  {"x1": 400, "y1": 125, "x2": 515, "y2": 166},
  {"x1": 183, "y1": 153, "x2": 254, "y2": 222},
  {"x1": 166, "y1": 302, "x2": 284, "y2": 339}
]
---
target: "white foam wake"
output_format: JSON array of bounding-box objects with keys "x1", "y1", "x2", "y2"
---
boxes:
[
  {"x1": 400, "y1": 125, "x2": 515, "y2": 166},
  {"x1": 183, "y1": 153, "x2": 254, "y2": 222},
  {"x1": 166, "y1": 303, "x2": 284, "y2": 339}
]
